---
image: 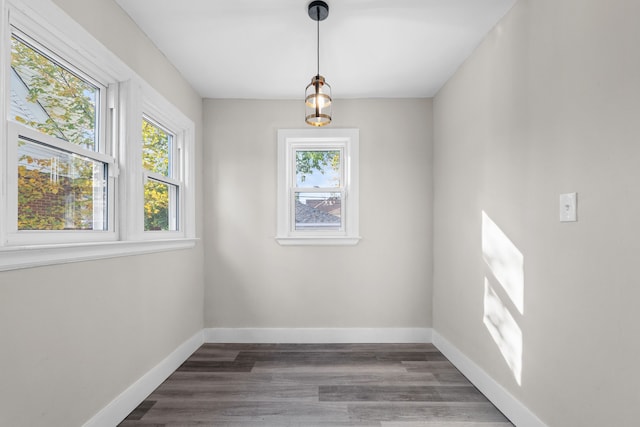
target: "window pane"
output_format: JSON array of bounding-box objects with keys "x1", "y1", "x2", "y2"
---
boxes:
[
  {"x1": 295, "y1": 150, "x2": 340, "y2": 187},
  {"x1": 144, "y1": 179, "x2": 178, "y2": 231},
  {"x1": 295, "y1": 192, "x2": 341, "y2": 230},
  {"x1": 10, "y1": 36, "x2": 98, "y2": 150},
  {"x1": 143, "y1": 118, "x2": 172, "y2": 177},
  {"x1": 17, "y1": 138, "x2": 107, "y2": 231}
]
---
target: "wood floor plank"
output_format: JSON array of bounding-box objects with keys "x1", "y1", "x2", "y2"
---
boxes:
[
  {"x1": 152, "y1": 383, "x2": 319, "y2": 402},
  {"x1": 347, "y1": 402, "x2": 511, "y2": 423},
  {"x1": 381, "y1": 422, "x2": 514, "y2": 427},
  {"x1": 122, "y1": 400, "x2": 156, "y2": 421},
  {"x1": 403, "y1": 361, "x2": 473, "y2": 384},
  {"x1": 319, "y1": 385, "x2": 489, "y2": 403},
  {"x1": 135, "y1": 401, "x2": 352, "y2": 424},
  {"x1": 176, "y1": 360, "x2": 255, "y2": 372},
  {"x1": 119, "y1": 344, "x2": 513, "y2": 426},
  {"x1": 186, "y1": 347, "x2": 239, "y2": 362},
  {"x1": 375, "y1": 352, "x2": 450, "y2": 362},
  {"x1": 161, "y1": 371, "x2": 443, "y2": 388},
  {"x1": 402, "y1": 361, "x2": 459, "y2": 371},
  {"x1": 250, "y1": 361, "x2": 410, "y2": 374}
]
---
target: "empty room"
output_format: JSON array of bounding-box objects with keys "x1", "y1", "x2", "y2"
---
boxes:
[{"x1": 1, "y1": 0, "x2": 638, "y2": 426}]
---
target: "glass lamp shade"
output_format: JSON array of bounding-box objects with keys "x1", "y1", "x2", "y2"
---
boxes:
[{"x1": 305, "y1": 75, "x2": 332, "y2": 126}]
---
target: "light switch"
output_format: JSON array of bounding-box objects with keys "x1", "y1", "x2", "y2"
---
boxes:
[{"x1": 560, "y1": 192, "x2": 577, "y2": 222}]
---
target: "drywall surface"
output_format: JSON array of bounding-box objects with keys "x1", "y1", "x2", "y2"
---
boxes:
[
  {"x1": 0, "y1": 252, "x2": 203, "y2": 426},
  {"x1": 0, "y1": 1, "x2": 204, "y2": 425},
  {"x1": 433, "y1": 0, "x2": 640, "y2": 425},
  {"x1": 204, "y1": 99, "x2": 432, "y2": 329},
  {"x1": 53, "y1": 0, "x2": 200, "y2": 120}
]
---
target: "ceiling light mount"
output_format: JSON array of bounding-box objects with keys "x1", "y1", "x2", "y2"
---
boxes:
[
  {"x1": 305, "y1": 0, "x2": 332, "y2": 127},
  {"x1": 308, "y1": 0, "x2": 329, "y2": 21}
]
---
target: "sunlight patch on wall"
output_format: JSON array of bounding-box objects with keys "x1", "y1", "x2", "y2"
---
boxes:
[
  {"x1": 484, "y1": 278, "x2": 523, "y2": 385},
  {"x1": 482, "y1": 211, "x2": 524, "y2": 314}
]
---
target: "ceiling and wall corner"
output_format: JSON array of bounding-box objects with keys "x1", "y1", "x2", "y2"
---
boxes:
[{"x1": 114, "y1": 0, "x2": 517, "y2": 99}]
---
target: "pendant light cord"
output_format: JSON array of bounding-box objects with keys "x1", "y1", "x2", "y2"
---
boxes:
[{"x1": 316, "y1": 7, "x2": 320, "y2": 77}]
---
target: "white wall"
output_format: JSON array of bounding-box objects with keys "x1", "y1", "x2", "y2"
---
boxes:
[
  {"x1": 433, "y1": 0, "x2": 640, "y2": 425},
  {"x1": 0, "y1": 1, "x2": 204, "y2": 426},
  {"x1": 204, "y1": 99, "x2": 432, "y2": 329}
]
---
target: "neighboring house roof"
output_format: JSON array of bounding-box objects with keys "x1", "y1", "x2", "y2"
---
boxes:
[
  {"x1": 306, "y1": 197, "x2": 341, "y2": 217},
  {"x1": 295, "y1": 200, "x2": 340, "y2": 224}
]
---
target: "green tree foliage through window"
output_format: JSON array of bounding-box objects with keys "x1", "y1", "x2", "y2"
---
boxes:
[
  {"x1": 11, "y1": 35, "x2": 98, "y2": 149},
  {"x1": 295, "y1": 150, "x2": 340, "y2": 184},
  {"x1": 142, "y1": 119, "x2": 170, "y2": 176},
  {"x1": 142, "y1": 118, "x2": 175, "y2": 231},
  {"x1": 17, "y1": 139, "x2": 105, "y2": 230}
]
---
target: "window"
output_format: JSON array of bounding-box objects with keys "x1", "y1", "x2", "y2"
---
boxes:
[
  {"x1": 6, "y1": 31, "x2": 115, "y2": 244},
  {"x1": 276, "y1": 128, "x2": 360, "y2": 245},
  {"x1": 128, "y1": 91, "x2": 194, "y2": 240},
  {"x1": 294, "y1": 149, "x2": 342, "y2": 231},
  {"x1": 142, "y1": 117, "x2": 179, "y2": 231},
  {"x1": 0, "y1": 1, "x2": 196, "y2": 271}
]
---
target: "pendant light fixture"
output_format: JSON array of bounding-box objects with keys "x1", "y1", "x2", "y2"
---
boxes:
[{"x1": 305, "y1": 0, "x2": 332, "y2": 126}]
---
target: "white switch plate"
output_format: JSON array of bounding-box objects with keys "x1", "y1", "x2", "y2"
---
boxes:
[{"x1": 560, "y1": 192, "x2": 577, "y2": 222}]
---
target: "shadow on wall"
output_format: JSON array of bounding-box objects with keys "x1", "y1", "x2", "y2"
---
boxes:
[{"x1": 481, "y1": 211, "x2": 524, "y2": 386}]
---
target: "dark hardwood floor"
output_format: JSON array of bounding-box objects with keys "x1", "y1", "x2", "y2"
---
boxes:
[{"x1": 119, "y1": 343, "x2": 513, "y2": 426}]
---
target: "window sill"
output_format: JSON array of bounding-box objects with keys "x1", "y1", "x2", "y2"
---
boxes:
[
  {"x1": 0, "y1": 238, "x2": 198, "y2": 272},
  {"x1": 275, "y1": 236, "x2": 361, "y2": 246}
]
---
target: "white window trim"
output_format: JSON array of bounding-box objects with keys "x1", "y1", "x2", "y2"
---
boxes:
[
  {"x1": 276, "y1": 128, "x2": 360, "y2": 246},
  {"x1": 120, "y1": 81, "x2": 195, "y2": 241},
  {"x1": 0, "y1": 239, "x2": 196, "y2": 271},
  {"x1": 0, "y1": 0, "x2": 197, "y2": 272}
]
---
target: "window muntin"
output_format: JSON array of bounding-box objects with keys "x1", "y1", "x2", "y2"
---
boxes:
[
  {"x1": 10, "y1": 34, "x2": 99, "y2": 151},
  {"x1": 142, "y1": 117, "x2": 179, "y2": 232}
]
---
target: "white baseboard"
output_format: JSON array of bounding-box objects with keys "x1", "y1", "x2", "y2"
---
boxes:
[
  {"x1": 432, "y1": 331, "x2": 547, "y2": 427},
  {"x1": 204, "y1": 327, "x2": 432, "y2": 343},
  {"x1": 82, "y1": 330, "x2": 204, "y2": 427}
]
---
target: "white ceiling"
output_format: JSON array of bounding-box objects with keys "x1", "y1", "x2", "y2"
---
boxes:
[{"x1": 115, "y1": 0, "x2": 516, "y2": 99}]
